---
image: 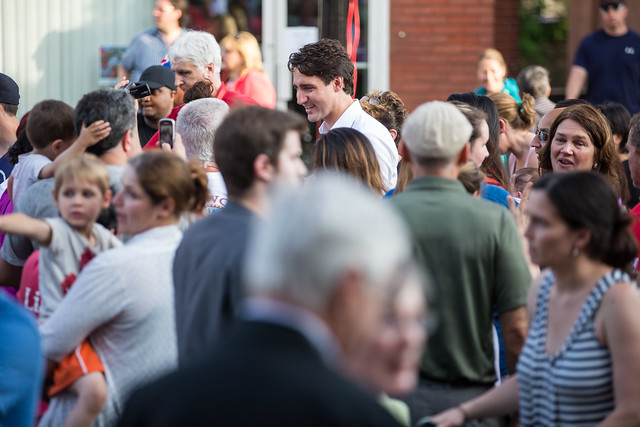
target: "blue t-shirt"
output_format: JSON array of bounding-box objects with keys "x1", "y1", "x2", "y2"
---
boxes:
[
  {"x1": 574, "y1": 29, "x2": 640, "y2": 114},
  {"x1": 0, "y1": 152, "x2": 14, "y2": 185},
  {"x1": 481, "y1": 182, "x2": 513, "y2": 209},
  {"x1": 475, "y1": 78, "x2": 522, "y2": 104},
  {"x1": 0, "y1": 291, "x2": 43, "y2": 426}
]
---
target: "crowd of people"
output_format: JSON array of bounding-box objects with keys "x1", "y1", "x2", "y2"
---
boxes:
[{"x1": 2, "y1": 0, "x2": 640, "y2": 426}]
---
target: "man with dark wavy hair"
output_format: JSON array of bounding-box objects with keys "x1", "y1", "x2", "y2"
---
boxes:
[{"x1": 288, "y1": 38, "x2": 399, "y2": 190}]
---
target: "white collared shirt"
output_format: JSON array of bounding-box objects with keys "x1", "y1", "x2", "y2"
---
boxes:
[{"x1": 319, "y1": 101, "x2": 399, "y2": 190}]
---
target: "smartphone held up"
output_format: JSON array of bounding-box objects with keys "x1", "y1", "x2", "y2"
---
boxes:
[{"x1": 159, "y1": 118, "x2": 175, "y2": 148}]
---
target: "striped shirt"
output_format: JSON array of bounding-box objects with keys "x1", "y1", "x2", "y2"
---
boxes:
[{"x1": 517, "y1": 269, "x2": 630, "y2": 426}]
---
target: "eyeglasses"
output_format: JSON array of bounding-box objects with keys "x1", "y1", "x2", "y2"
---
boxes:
[
  {"x1": 600, "y1": 3, "x2": 623, "y2": 12},
  {"x1": 361, "y1": 95, "x2": 379, "y2": 105},
  {"x1": 535, "y1": 128, "x2": 550, "y2": 143}
]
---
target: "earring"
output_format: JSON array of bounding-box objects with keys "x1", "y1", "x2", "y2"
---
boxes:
[
  {"x1": 593, "y1": 162, "x2": 599, "y2": 169},
  {"x1": 572, "y1": 248, "x2": 579, "y2": 257}
]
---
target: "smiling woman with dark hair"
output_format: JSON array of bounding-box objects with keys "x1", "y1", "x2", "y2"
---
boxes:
[{"x1": 538, "y1": 103, "x2": 626, "y2": 202}]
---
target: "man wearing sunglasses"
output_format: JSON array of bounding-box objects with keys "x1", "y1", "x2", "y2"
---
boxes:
[{"x1": 565, "y1": 0, "x2": 640, "y2": 114}]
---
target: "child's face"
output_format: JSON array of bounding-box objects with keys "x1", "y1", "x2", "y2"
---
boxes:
[{"x1": 54, "y1": 179, "x2": 111, "y2": 233}]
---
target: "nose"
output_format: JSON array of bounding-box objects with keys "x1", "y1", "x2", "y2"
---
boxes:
[
  {"x1": 296, "y1": 90, "x2": 306, "y2": 106},
  {"x1": 560, "y1": 144, "x2": 573, "y2": 154},
  {"x1": 174, "y1": 75, "x2": 182, "y2": 88},
  {"x1": 524, "y1": 221, "x2": 533, "y2": 241},
  {"x1": 113, "y1": 190, "x2": 123, "y2": 207},
  {"x1": 531, "y1": 136, "x2": 541, "y2": 149}
]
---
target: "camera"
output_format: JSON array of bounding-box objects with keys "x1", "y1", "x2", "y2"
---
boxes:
[{"x1": 125, "y1": 83, "x2": 151, "y2": 99}]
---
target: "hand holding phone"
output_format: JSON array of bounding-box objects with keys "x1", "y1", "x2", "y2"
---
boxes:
[{"x1": 159, "y1": 118, "x2": 175, "y2": 148}]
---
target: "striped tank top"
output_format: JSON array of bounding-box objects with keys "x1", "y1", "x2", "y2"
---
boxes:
[{"x1": 517, "y1": 269, "x2": 630, "y2": 426}]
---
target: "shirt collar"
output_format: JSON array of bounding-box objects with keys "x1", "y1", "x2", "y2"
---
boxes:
[
  {"x1": 405, "y1": 175, "x2": 468, "y2": 194},
  {"x1": 319, "y1": 100, "x2": 361, "y2": 134},
  {"x1": 242, "y1": 297, "x2": 343, "y2": 367},
  {"x1": 215, "y1": 82, "x2": 228, "y2": 100}
]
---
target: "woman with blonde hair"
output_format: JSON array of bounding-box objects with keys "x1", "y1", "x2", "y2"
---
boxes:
[
  {"x1": 489, "y1": 92, "x2": 538, "y2": 175},
  {"x1": 475, "y1": 48, "x2": 521, "y2": 103},
  {"x1": 220, "y1": 31, "x2": 276, "y2": 108}
]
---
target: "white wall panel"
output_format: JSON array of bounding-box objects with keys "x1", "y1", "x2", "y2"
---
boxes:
[{"x1": 1, "y1": 0, "x2": 155, "y2": 116}]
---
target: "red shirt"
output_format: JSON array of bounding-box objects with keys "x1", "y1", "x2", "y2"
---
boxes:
[
  {"x1": 228, "y1": 70, "x2": 276, "y2": 108},
  {"x1": 631, "y1": 204, "x2": 640, "y2": 269},
  {"x1": 143, "y1": 82, "x2": 258, "y2": 150}
]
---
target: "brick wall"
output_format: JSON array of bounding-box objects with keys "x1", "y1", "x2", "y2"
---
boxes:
[{"x1": 390, "y1": 0, "x2": 520, "y2": 111}]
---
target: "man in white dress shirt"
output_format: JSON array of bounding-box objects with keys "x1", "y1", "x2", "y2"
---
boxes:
[{"x1": 288, "y1": 38, "x2": 399, "y2": 190}]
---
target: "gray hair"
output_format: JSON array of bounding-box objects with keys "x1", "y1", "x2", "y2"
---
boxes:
[
  {"x1": 244, "y1": 173, "x2": 412, "y2": 311},
  {"x1": 169, "y1": 31, "x2": 222, "y2": 81},
  {"x1": 75, "y1": 88, "x2": 136, "y2": 157},
  {"x1": 177, "y1": 98, "x2": 229, "y2": 164},
  {"x1": 517, "y1": 65, "x2": 550, "y2": 99}
]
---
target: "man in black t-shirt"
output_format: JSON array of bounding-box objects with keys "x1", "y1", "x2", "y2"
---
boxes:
[
  {"x1": 565, "y1": 0, "x2": 640, "y2": 114},
  {"x1": 133, "y1": 65, "x2": 176, "y2": 147}
]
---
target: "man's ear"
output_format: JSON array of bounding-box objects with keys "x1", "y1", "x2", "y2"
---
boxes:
[
  {"x1": 457, "y1": 142, "x2": 470, "y2": 166},
  {"x1": 204, "y1": 62, "x2": 216, "y2": 81},
  {"x1": 389, "y1": 129, "x2": 398, "y2": 142},
  {"x1": 121, "y1": 129, "x2": 136, "y2": 156},
  {"x1": 253, "y1": 153, "x2": 274, "y2": 183},
  {"x1": 333, "y1": 76, "x2": 344, "y2": 92},
  {"x1": 324, "y1": 268, "x2": 364, "y2": 346}
]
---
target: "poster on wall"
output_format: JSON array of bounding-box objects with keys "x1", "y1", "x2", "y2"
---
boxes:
[{"x1": 99, "y1": 46, "x2": 126, "y2": 86}]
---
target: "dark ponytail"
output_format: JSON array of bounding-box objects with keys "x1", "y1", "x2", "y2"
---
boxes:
[
  {"x1": 533, "y1": 171, "x2": 637, "y2": 272},
  {"x1": 603, "y1": 211, "x2": 638, "y2": 273}
]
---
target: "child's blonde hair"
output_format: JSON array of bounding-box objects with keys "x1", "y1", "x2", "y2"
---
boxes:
[{"x1": 54, "y1": 153, "x2": 110, "y2": 197}]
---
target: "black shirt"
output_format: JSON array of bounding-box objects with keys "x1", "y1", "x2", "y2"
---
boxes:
[{"x1": 137, "y1": 113, "x2": 157, "y2": 148}]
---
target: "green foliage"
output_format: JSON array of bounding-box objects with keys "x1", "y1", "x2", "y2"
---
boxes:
[{"x1": 519, "y1": 0, "x2": 568, "y2": 68}]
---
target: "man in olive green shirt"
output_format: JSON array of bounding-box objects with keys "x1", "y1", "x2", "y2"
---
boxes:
[{"x1": 390, "y1": 102, "x2": 530, "y2": 426}]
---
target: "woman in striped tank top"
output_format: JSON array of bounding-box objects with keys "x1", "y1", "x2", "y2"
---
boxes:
[{"x1": 431, "y1": 171, "x2": 640, "y2": 426}]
